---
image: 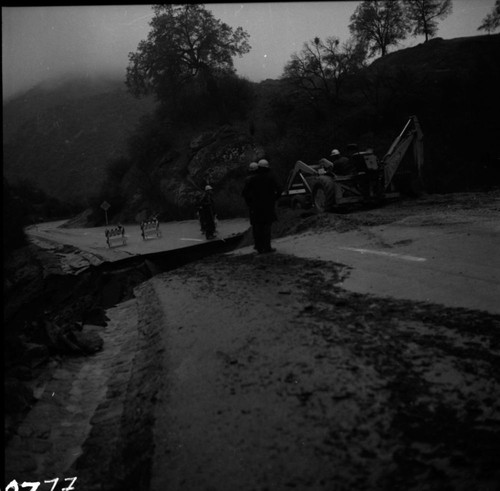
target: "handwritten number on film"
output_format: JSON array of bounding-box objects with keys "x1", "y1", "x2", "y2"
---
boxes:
[{"x1": 4, "y1": 477, "x2": 77, "y2": 490}]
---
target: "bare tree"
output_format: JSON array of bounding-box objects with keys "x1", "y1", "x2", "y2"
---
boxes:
[
  {"x1": 282, "y1": 36, "x2": 367, "y2": 104},
  {"x1": 349, "y1": 0, "x2": 411, "y2": 58},
  {"x1": 403, "y1": 0, "x2": 453, "y2": 42},
  {"x1": 478, "y1": 0, "x2": 500, "y2": 33}
]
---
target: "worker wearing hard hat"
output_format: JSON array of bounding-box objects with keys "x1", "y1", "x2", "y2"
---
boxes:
[
  {"x1": 241, "y1": 158, "x2": 282, "y2": 254},
  {"x1": 329, "y1": 148, "x2": 355, "y2": 175},
  {"x1": 248, "y1": 162, "x2": 259, "y2": 173},
  {"x1": 198, "y1": 184, "x2": 217, "y2": 239}
]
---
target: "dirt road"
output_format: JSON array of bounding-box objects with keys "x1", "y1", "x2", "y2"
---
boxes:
[{"x1": 5, "y1": 191, "x2": 500, "y2": 490}]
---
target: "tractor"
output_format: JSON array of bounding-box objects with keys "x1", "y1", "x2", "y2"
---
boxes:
[{"x1": 280, "y1": 116, "x2": 424, "y2": 212}]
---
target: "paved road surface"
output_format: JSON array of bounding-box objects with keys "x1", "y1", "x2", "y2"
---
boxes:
[
  {"x1": 234, "y1": 208, "x2": 500, "y2": 314},
  {"x1": 26, "y1": 207, "x2": 500, "y2": 314},
  {"x1": 26, "y1": 218, "x2": 249, "y2": 262}
]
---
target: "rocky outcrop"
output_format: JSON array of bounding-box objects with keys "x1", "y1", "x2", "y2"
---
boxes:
[
  {"x1": 163, "y1": 125, "x2": 265, "y2": 216},
  {"x1": 117, "y1": 124, "x2": 266, "y2": 222}
]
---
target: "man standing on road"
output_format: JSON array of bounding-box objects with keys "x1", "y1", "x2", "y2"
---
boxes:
[
  {"x1": 242, "y1": 159, "x2": 282, "y2": 254},
  {"x1": 242, "y1": 162, "x2": 259, "y2": 251},
  {"x1": 198, "y1": 185, "x2": 217, "y2": 240}
]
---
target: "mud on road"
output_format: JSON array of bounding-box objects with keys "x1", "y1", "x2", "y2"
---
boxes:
[
  {"x1": 273, "y1": 189, "x2": 500, "y2": 235},
  {"x1": 5, "y1": 190, "x2": 500, "y2": 491},
  {"x1": 135, "y1": 252, "x2": 499, "y2": 491}
]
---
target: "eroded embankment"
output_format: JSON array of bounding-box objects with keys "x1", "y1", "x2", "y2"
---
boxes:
[
  {"x1": 4, "y1": 248, "x2": 153, "y2": 432},
  {"x1": 68, "y1": 281, "x2": 167, "y2": 490},
  {"x1": 4, "y1": 233, "x2": 244, "y2": 438},
  {"x1": 4, "y1": 234, "x2": 245, "y2": 488},
  {"x1": 4, "y1": 245, "x2": 154, "y2": 486},
  {"x1": 4, "y1": 298, "x2": 139, "y2": 484}
]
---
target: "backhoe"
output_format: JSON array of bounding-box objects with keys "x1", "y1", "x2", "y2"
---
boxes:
[{"x1": 280, "y1": 116, "x2": 424, "y2": 211}]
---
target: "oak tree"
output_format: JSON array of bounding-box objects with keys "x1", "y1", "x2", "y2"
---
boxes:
[
  {"x1": 478, "y1": 0, "x2": 500, "y2": 33},
  {"x1": 349, "y1": 0, "x2": 411, "y2": 57},
  {"x1": 282, "y1": 36, "x2": 367, "y2": 104},
  {"x1": 125, "y1": 4, "x2": 250, "y2": 104}
]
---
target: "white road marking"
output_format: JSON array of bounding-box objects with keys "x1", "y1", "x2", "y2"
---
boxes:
[
  {"x1": 179, "y1": 238, "x2": 205, "y2": 242},
  {"x1": 339, "y1": 247, "x2": 427, "y2": 262}
]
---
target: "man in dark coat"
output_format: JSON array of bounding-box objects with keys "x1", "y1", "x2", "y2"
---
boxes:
[
  {"x1": 242, "y1": 162, "x2": 259, "y2": 250},
  {"x1": 242, "y1": 159, "x2": 282, "y2": 254},
  {"x1": 198, "y1": 185, "x2": 217, "y2": 239}
]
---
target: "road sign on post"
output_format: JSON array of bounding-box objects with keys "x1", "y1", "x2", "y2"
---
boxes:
[{"x1": 100, "y1": 201, "x2": 111, "y2": 226}]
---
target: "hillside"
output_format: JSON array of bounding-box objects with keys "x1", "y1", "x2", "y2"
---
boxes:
[
  {"x1": 3, "y1": 76, "x2": 156, "y2": 205},
  {"x1": 3, "y1": 34, "x2": 500, "y2": 219},
  {"x1": 371, "y1": 33, "x2": 500, "y2": 72},
  {"x1": 357, "y1": 34, "x2": 500, "y2": 190}
]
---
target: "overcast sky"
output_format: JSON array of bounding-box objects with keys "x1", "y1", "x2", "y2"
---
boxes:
[{"x1": 2, "y1": 1, "x2": 495, "y2": 101}]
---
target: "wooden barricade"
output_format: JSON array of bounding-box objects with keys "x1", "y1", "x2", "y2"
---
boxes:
[
  {"x1": 140, "y1": 219, "x2": 161, "y2": 240},
  {"x1": 105, "y1": 226, "x2": 126, "y2": 248}
]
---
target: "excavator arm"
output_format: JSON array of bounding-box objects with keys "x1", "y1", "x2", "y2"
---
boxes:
[
  {"x1": 381, "y1": 115, "x2": 424, "y2": 190},
  {"x1": 283, "y1": 160, "x2": 320, "y2": 196}
]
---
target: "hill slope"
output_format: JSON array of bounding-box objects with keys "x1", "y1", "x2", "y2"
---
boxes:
[
  {"x1": 3, "y1": 76, "x2": 156, "y2": 204},
  {"x1": 342, "y1": 34, "x2": 500, "y2": 191},
  {"x1": 3, "y1": 34, "x2": 500, "y2": 214}
]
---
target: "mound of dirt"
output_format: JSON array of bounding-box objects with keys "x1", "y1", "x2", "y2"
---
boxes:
[{"x1": 272, "y1": 189, "x2": 500, "y2": 239}]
